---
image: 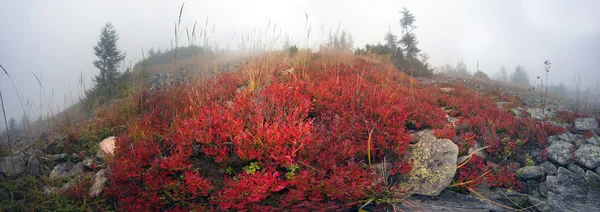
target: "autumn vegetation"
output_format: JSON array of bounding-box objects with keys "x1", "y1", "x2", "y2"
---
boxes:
[{"x1": 69, "y1": 50, "x2": 565, "y2": 210}]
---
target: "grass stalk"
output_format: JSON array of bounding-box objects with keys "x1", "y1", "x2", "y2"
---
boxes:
[{"x1": 1, "y1": 64, "x2": 33, "y2": 136}]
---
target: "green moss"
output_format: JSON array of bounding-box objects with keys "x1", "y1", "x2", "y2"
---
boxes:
[
  {"x1": 243, "y1": 162, "x2": 261, "y2": 175},
  {"x1": 225, "y1": 167, "x2": 234, "y2": 175},
  {"x1": 516, "y1": 169, "x2": 525, "y2": 177},
  {"x1": 524, "y1": 154, "x2": 534, "y2": 166},
  {"x1": 515, "y1": 139, "x2": 523, "y2": 146},
  {"x1": 286, "y1": 163, "x2": 300, "y2": 180}
]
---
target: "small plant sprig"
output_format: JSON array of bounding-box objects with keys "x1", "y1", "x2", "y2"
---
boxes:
[{"x1": 542, "y1": 60, "x2": 551, "y2": 115}]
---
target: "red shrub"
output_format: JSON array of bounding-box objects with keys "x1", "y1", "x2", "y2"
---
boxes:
[
  {"x1": 215, "y1": 169, "x2": 287, "y2": 210},
  {"x1": 554, "y1": 110, "x2": 588, "y2": 123},
  {"x1": 103, "y1": 56, "x2": 559, "y2": 210},
  {"x1": 434, "y1": 127, "x2": 457, "y2": 140},
  {"x1": 66, "y1": 175, "x2": 94, "y2": 200},
  {"x1": 583, "y1": 130, "x2": 594, "y2": 139},
  {"x1": 183, "y1": 171, "x2": 213, "y2": 198}
]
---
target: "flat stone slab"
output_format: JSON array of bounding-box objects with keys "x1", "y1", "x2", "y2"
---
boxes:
[
  {"x1": 574, "y1": 144, "x2": 600, "y2": 169},
  {"x1": 546, "y1": 140, "x2": 573, "y2": 166},
  {"x1": 574, "y1": 118, "x2": 599, "y2": 131},
  {"x1": 546, "y1": 167, "x2": 600, "y2": 211}
]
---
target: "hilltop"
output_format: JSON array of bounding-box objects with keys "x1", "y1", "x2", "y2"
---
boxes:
[{"x1": 1, "y1": 51, "x2": 600, "y2": 211}]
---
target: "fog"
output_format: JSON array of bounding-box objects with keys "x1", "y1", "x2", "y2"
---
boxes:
[{"x1": 1, "y1": 0, "x2": 600, "y2": 129}]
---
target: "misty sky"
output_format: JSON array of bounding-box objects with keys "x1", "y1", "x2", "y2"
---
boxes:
[{"x1": 1, "y1": 0, "x2": 600, "y2": 128}]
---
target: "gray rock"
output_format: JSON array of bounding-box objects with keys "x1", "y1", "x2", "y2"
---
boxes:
[
  {"x1": 50, "y1": 162, "x2": 75, "y2": 179},
  {"x1": 585, "y1": 170, "x2": 600, "y2": 201},
  {"x1": 468, "y1": 142, "x2": 487, "y2": 160},
  {"x1": 447, "y1": 117, "x2": 459, "y2": 125},
  {"x1": 573, "y1": 138, "x2": 588, "y2": 148},
  {"x1": 528, "y1": 108, "x2": 548, "y2": 120},
  {"x1": 574, "y1": 118, "x2": 599, "y2": 131},
  {"x1": 548, "y1": 135, "x2": 561, "y2": 144},
  {"x1": 89, "y1": 169, "x2": 108, "y2": 197},
  {"x1": 549, "y1": 121, "x2": 569, "y2": 128},
  {"x1": 27, "y1": 155, "x2": 40, "y2": 175},
  {"x1": 457, "y1": 156, "x2": 469, "y2": 165},
  {"x1": 566, "y1": 132, "x2": 577, "y2": 140},
  {"x1": 496, "y1": 102, "x2": 507, "y2": 108},
  {"x1": 60, "y1": 180, "x2": 75, "y2": 192},
  {"x1": 529, "y1": 196, "x2": 552, "y2": 212},
  {"x1": 546, "y1": 140, "x2": 574, "y2": 166},
  {"x1": 567, "y1": 163, "x2": 586, "y2": 176},
  {"x1": 82, "y1": 157, "x2": 95, "y2": 168},
  {"x1": 399, "y1": 190, "x2": 509, "y2": 211},
  {"x1": 45, "y1": 153, "x2": 68, "y2": 162},
  {"x1": 69, "y1": 162, "x2": 86, "y2": 175},
  {"x1": 574, "y1": 144, "x2": 600, "y2": 169},
  {"x1": 516, "y1": 166, "x2": 543, "y2": 180},
  {"x1": 0, "y1": 153, "x2": 27, "y2": 178},
  {"x1": 546, "y1": 167, "x2": 600, "y2": 211},
  {"x1": 398, "y1": 135, "x2": 458, "y2": 196},
  {"x1": 540, "y1": 161, "x2": 557, "y2": 176},
  {"x1": 510, "y1": 107, "x2": 523, "y2": 116},
  {"x1": 586, "y1": 137, "x2": 598, "y2": 145},
  {"x1": 42, "y1": 186, "x2": 60, "y2": 195},
  {"x1": 526, "y1": 180, "x2": 541, "y2": 196},
  {"x1": 557, "y1": 133, "x2": 570, "y2": 141},
  {"x1": 596, "y1": 166, "x2": 600, "y2": 175},
  {"x1": 540, "y1": 181, "x2": 548, "y2": 197}
]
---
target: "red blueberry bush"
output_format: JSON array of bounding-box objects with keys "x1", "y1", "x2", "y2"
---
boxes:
[{"x1": 99, "y1": 53, "x2": 564, "y2": 210}]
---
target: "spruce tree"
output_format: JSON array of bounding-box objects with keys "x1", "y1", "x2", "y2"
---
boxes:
[
  {"x1": 399, "y1": 7, "x2": 420, "y2": 59},
  {"x1": 90, "y1": 23, "x2": 125, "y2": 101}
]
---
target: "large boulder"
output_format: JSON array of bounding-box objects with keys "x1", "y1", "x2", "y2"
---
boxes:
[
  {"x1": 89, "y1": 169, "x2": 108, "y2": 197},
  {"x1": 0, "y1": 153, "x2": 27, "y2": 178},
  {"x1": 546, "y1": 167, "x2": 600, "y2": 211},
  {"x1": 574, "y1": 118, "x2": 599, "y2": 131},
  {"x1": 398, "y1": 132, "x2": 458, "y2": 196},
  {"x1": 97, "y1": 136, "x2": 116, "y2": 160},
  {"x1": 574, "y1": 144, "x2": 600, "y2": 169},
  {"x1": 546, "y1": 140, "x2": 573, "y2": 166}
]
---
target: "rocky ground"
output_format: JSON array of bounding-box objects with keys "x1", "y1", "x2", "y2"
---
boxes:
[
  {"x1": 147, "y1": 62, "x2": 248, "y2": 92},
  {"x1": 0, "y1": 135, "x2": 115, "y2": 201},
  {"x1": 394, "y1": 117, "x2": 600, "y2": 212},
  {"x1": 398, "y1": 77, "x2": 600, "y2": 211}
]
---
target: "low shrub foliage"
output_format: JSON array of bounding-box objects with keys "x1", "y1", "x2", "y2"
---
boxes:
[{"x1": 98, "y1": 53, "x2": 564, "y2": 210}]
